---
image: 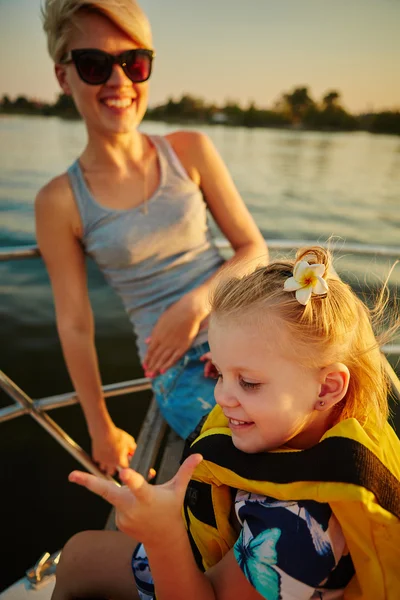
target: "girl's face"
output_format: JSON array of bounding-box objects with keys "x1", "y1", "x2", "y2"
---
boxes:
[
  {"x1": 209, "y1": 314, "x2": 325, "y2": 453},
  {"x1": 55, "y1": 11, "x2": 150, "y2": 137}
]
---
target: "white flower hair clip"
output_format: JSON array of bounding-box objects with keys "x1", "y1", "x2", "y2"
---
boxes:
[{"x1": 283, "y1": 260, "x2": 329, "y2": 305}]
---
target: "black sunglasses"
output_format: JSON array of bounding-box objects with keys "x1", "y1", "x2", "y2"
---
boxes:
[{"x1": 61, "y1": 48, "x2": 155, "y2": 85}]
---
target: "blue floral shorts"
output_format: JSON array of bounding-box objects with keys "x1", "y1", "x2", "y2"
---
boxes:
[
  {"x1": 151, "y1": 341, "x2": 216, "y2": 439},
  {"x1": 132, "y1": 543, "x2": 154, "y2": 600}
]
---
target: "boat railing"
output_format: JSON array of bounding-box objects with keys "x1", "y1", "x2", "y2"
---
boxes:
[{"x1": 1, "y1": 239, "x2": 400, "y2": 489}]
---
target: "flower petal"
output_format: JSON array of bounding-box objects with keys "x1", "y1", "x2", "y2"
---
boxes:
[
  {"x1": 283, "y1": 277, "x2": 303, "y2": 292},
  {"x1": 307, "y1": 263, "x2": 326, "y2": 277},
  {"x1": 295, "y1": 286, "x2": 312, "y2": 305},
  {"x1": 312, "y1": 276, "x2": 329, "y2": 295},
  {"x1": 293, "y1": 261, "x2": 310, "y2": 281}
]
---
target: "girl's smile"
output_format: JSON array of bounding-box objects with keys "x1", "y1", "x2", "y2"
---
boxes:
[{"x1": 209, "y1": 314, "x2": 332, "y2": 453}]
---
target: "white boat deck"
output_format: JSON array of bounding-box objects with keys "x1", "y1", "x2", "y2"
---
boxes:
[{"x1": 0, "y1": 577, "x2": 55, "y2": 600}]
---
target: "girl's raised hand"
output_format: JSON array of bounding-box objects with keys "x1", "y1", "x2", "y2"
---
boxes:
[
  {"x1": 69, "y1": 454, "x2": 203, "y2": 545},
  {"x1": 200, "y1": 351, "x2": 219, "y2": 379}
]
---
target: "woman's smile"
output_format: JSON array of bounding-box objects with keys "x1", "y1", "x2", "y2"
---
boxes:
[{"x1": 99, "y1": 95, "x2": 136, "y2": 114}]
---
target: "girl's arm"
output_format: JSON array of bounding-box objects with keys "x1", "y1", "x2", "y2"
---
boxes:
[
  {"x1": 145, "y1": 527, "x2": 264, "y2": 600},
  {"x1": 35, "y1": 176, "x2": 136, "y2": 475},
  {"x1": 69, "y1": 456, "x2": 264, "y2": 600},
  {"x1": 144, "y1": 132, "x2": 268, "y2": 376}
]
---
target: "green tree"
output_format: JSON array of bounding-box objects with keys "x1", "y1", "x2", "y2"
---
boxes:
[
  {"x1": 222, "y1": 101, "x2": 244, "y2": 125},
  {"x1": 1, "y1": 95, "x2": 13, "y2": 109},
  {"x1": 50, "y1": 93, "x2": 80, "y2": 118},
  {"x1": 367, "y1": 112, "x2": 400, "y2": 136},
  {"x1": 322, "y1": 90, "x2": 340, "y2": 110},
  {"x1": 14, "y1": 96, "x2": 34, "y2": 111},
  {"x1": 307, "y1": 90, "x2": 358, "y2": 131},
  {"x1": 283, "y1": 86, "x2": 315, "y2": 124}
]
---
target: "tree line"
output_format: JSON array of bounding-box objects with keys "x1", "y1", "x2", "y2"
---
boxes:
[{"x1": 1, "y1": 87, "x2": 399, "y2": 135}]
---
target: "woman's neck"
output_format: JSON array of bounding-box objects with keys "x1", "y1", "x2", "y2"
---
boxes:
[{"x1": 80, "y1": 127, "x2": 148, "y2": 171}]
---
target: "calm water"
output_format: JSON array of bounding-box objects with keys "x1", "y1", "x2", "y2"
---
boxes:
[{"x1": 0, "y1": 115, "x2": 399, "y2": 589}]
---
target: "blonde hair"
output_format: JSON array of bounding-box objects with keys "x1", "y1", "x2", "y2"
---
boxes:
[
  {"x1": 41, "y1": 0, "x2": 152, "y2": 63},
  {"x1": 212, "y1": 246, "x2": 398, "y2": 429}
]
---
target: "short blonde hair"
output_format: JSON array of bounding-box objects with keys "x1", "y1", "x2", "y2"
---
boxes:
[
  {"x1": 42, "y1": 0, "x2": 152, "y2": 63},
  {"x1": 212, "y1": 246, "x2": 397, "y2": 429}
]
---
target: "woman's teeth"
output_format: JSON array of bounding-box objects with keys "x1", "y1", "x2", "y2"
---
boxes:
[{"x1": 103, "y1": 98, "x2": 133, "y2": 109}]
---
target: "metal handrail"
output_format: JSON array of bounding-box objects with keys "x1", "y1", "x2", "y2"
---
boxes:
[
  {"x1": 1, "y1": 239, "x2": 400, "y2": 261},
  {"x1": 0, "y1": 377, "x2": 152, "y2": 424},
  {"x1": 0, "y1": 245, "x2": 40, "y2": 260},
  {"x1": 0, "y1": 370, "x2": 119, "y2": 483}
]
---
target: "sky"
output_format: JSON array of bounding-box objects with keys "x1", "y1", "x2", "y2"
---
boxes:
[{"x1": 0, "y1": 0, "x2": 399, "y2": 114}]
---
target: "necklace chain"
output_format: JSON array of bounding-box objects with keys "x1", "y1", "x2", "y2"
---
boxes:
[
  {"x1": 79, "y1": 137, "x2": 151, "y2": 214},
  {"x1": 140, "y1": 140, "x2": 150, "y2": 215}
]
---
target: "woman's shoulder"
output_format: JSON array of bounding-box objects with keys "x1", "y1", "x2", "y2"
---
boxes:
[
  {"x1": 35, "y1": 172, "x2": 81, "y2": 233},
  {"x1": 36, "y1": 172, "x2": 73, "y2": 207},
  {"x1": 163, "y1": 130, "x2": 216, "y2": 183},
  {"x1": 164, "y1": 130, "x2": 216, "y2": 162},
  {"x1": 165, "y1": 129, "x2": 209, "y2": 148}
]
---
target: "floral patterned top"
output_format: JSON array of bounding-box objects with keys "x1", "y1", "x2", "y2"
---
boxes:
[
  {"x1": 132, "y1": 491, "x2": 354, "y2": 600},
  {"x1": 233, "y1": 491, "x2": 354, "y2": 599}
]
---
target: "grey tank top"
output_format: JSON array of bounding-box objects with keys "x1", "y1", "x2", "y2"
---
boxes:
[{"x1": 67, "y1": 134, "x2": 225, "y2": 362}]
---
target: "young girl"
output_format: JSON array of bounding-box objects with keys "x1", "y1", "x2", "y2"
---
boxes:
[
  {"x1": 37, "y1": 0, "x2": 266, "y2": 475},
  {"x1": 52, "y1": 246, "x2": 400, "y2": 599}
]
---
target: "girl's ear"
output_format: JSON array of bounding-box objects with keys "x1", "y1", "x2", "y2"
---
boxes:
[
  {"x1": 55, "y1": 64, "x2": 72, "y2": 95},
  {"x1": 315, "y1": 363, "x2": 350, "y2": 411}
]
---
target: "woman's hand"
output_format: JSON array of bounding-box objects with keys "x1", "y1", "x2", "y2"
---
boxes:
[
  {"x1": 91, "y1": 423, "x2": 137, "y2": 476},
  {"x1": 69, "y1": 454, "x2": 203, "y2": 545},
  {"x1": 143, "y1": 293, "x2": 208, "y2": 377}
]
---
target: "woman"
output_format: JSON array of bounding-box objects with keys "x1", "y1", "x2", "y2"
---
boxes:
[{"x1": 36, "y1": 0, "x2": 267, "y2": 476}]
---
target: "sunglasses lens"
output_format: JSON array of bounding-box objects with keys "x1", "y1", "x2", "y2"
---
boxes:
[
  {"x1": 124, "y1": 51, "x2": 152, "y2": 82},
  {"x1": 76, "y1": 51, "x2": 110, "y2": 84}
]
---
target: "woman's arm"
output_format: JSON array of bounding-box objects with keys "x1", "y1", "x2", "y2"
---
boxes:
[
  {"x1": 144, "y1": 132, "x2": 268, "y2": 375},
  {"x1": 35, "y1": 176, "x2": 136, "y2": 475}
]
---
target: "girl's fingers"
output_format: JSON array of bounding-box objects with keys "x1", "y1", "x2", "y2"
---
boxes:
[
  {"x1": 204, "y1": 362, "x2": 212, "y2": 377},
  {"x1": 172, "y1": 454, "x2": 203, "y2": 495},
  {"x1": 200, "y1": 352, "x2": 212, "y2": 362},
  {"x1": 204, "y1": 361, "x2": 218, "y2": 379},
  {"x1": 118, "y1": 468, "x2": 151, "y2": 502},
  {"x1": 118, "y1": 455, "x2": 129, "y2": 469},
  {"x1": 69, "y1": 471, "x2": 121, "y2": 506}
]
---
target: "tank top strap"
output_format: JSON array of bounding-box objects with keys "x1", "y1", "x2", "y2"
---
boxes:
[
  {"x1": 149, "y1": 134, "x2": 192, "y2": 183},
  {"x1": 67, "y1": 160, "x2": 108, "y2": 236}
]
